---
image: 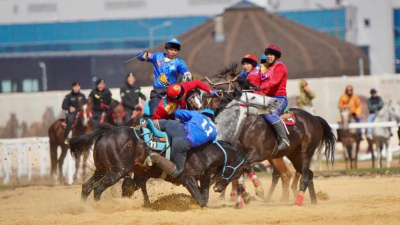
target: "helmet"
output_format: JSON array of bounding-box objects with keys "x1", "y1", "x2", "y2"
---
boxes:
[
  {"x1": 167, "y1": 84, "x2": 185, "y2": 101},
  {"x1": 265, "y1": 45, "x2": 281, "y2": 58},
  {"x1": 370, "y1": 88, "x2": 377, "y2": 94},
  {"x1": 260, "y1": 54, "x2": 266, "y2": 63},
  {"x1": 165, "y1": 38, "x2": 181, "y2": 51},
  {"x1": 241, "y1": 54, "x2": 258, "y2": 68},
  {"x1": 201, "y1": 108, "x2": 215, "y2": 116}
]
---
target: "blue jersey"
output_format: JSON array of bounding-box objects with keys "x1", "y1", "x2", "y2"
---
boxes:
[
  {"x1": 174, "y1": 109, "x2": 217, "y2": 147},
  {"x1": 137, "y1": 52, "x2": 190, "y2": 88}
]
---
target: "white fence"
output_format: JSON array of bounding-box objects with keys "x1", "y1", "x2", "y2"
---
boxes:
[{"x1": 0, "y1": 137, "x2": 75, "y2": 185}]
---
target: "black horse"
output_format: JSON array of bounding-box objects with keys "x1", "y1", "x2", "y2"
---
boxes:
[
  {"x1": 69, "y1": 118, "x2": 247, "y2": 208},
  {"x1": 202, "y1": 64, "x2": 336, "y2": 206}
]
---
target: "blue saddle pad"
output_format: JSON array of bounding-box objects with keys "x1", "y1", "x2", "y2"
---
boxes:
[
  {"x1": 143, "y1": 101, "x2": 151, "y2": 117},
  {"x1": 136, "y1": 118, "x2": 169, "y2": 152}
]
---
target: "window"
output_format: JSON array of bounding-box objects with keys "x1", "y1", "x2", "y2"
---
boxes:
[
  {"x1": 1, "y1": 80, "x2": 12, "y2": 93},
  {"x1": 22, "y1": 79, "x2": 39, "y2": 92}
]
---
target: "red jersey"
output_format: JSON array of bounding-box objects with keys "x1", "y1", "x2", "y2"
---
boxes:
[
  {"x1": 152, "y1": 80, "x2": 211, "y2": 120},
  {"x1": 254, "y1": 61, "x2": 287, "y2": 96}
]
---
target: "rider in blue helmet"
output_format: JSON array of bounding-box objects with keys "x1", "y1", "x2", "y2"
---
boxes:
[{"x1": 136, "y1": 38, "x2": 192, "y2": 115}]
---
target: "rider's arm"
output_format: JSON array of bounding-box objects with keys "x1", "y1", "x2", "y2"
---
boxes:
[
  {"x1": 151, "y1": 100, "x2": 168, "y2": 120},
  {"x1": 136, "y1": 51, "x2": 157, "y2": 62},
  {"x1": 182, "y1": 80, "x2": 212, "y2": 93},
  {"x1": 367, "y1": 98, "x2": 374, "y2": 112},
  {"x1": 338, "y1": 95, "x2": 347, "y2": 109},
  {"x1": 258, "y1": 64, "x2": 285, "y2": 95},
  {"x1": 174, "y1": 109, "x2": 194, "y2": 122},
  {"x1": 138, "y1": 88, "x2": 147, "y2": 101},
  {"x1": 61, "y1": 95, "x2": 69, "y2": 111}
]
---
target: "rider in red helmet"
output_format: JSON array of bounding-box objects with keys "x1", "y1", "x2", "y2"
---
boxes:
[
  {"x1": 152, "y1": 80, "x2": 219, "y2": 120},
  {"x1": 240, "y1": 54, "x2": 261, "y2": 87},
  {"x1": 254, "y1": 45, "x2": 290, "y2": 151}
]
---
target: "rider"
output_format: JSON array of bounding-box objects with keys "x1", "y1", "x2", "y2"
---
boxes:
[
  {"x1": 152, "y1": 80, "x2": 219, "y2": 120},
  {"x1": 366, "y1": 88, "x2": 384, "y2": 140},
  {"x1": 254, "y1": 45, "x2": 290, "y2": 151},
  {"x1": 136, "y1": 38, "x2": 192, "y2": 115},
  {"x1": 61, "y1": 82, "x2": 86, "y2": 143},
  {"x1": 120, "y1": 72, "x2": 147, "y2": 123},
  {"x1": 338, "y1": 85, "x2": 363, "y2": 139},
  {"x1": 240, "y1": 54, "x2": 261, "y2": 87},
  {"x1": 88, "y1": 79, "x2": 113, "y2": 130},
  {"x1": 148, "y1": 109, "x2": 217, "y2": 178}
]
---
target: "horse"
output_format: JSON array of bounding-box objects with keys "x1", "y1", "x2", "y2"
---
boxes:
[
  {"x1": 69, "y1": 116, "x2": 248, "y2": 208},
  {"x1": 337, "y1": 108, "x2": 360, "y2": 169},
  {"x1": 201, "y1": 64, "x2": 336, "y2": 206},
  {"x1": 366, "y1": 103, "x2": 396, "y2": 168},
  {"x1": 86, "y1": 100, "x2": 125, "y2": 133},
  {"x1": 48, "y1": 99, "x2": 89, "y2": 183}
]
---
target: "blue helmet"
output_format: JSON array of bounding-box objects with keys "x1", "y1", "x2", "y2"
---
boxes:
[
  {"x1": 201, "y1": 108, "x2": 215, "y2": 116},
  {"x1": 261, "y1": 54, "x2": 267, "y2": 63},
  {"x1": 165, "y1": 38, "x2": 181, "y2": 51}
]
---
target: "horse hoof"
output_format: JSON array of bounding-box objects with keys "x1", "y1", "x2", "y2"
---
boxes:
[
  {"x1": 243, "y1": 192, "x2": 251, "y2": 205},
  {"x1": 235, "y1": 194, "x2": 244, "y2": 209},
  {"x1": 201, "y1": 207, "x2": 207, "y2": 210},
  {"x1": 230, "y1": 191, "x2": 238, "y2": 202},
  {"x1": 255, "y1": 186, "x2": 265, "y2": 199}
]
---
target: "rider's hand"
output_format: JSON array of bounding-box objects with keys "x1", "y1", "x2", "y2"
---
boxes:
[
  {"x1": 210, "y1": 90, "x2": 220, "y2": 97},
  {"x1": 183, "y1": 72, "x2": 193, "y2": 82},
  {"x1": 253, "y1": 86, "x2": 260, "y2": 91},
  {"x1": 141, "y1": 50, "x2": 149, "y2": 60},
  {"x1": 69, "y1": 106, "x2": 76, "y2": 113}
]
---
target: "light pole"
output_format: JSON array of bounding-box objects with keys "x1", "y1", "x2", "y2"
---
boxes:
[
  {"x1": 134, "y1": 20, "x2": 172, "y2": 49},
  {"x1": 38, "y1": 62, "x2": 47, "y2": 91}
]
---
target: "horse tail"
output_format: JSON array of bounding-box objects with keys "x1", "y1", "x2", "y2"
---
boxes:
[
  {"x1": 316, "y1": 116, "x2": 336, "y2": 165},
  {"x1": 70, "y1": 123, "x2": 115, "y2": 159}
]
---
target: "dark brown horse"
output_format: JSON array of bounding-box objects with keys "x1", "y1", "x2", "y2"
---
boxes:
[
  {"x1": 202, "y1": 64, "x2": 336, "y2": 206},
  {"x1": 48, "y1": 99, "x2": 89, "y2": 183},
  {"x1": 337, "y1": 108, "x2": 360, "y2": 169},
  {"x1": 69, "y1": 120, "x2": 247, "y2": 208}
]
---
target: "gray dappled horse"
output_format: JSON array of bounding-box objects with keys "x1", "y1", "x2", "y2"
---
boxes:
[
  {"x1": 367, "y1": 101, "x2": 397, "y2": 168},
  {"x1": 338, "y1": 108, "x2": 360, "y2": 169}
]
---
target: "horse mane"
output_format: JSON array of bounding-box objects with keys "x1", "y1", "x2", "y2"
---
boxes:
[{"x1": 217, "y1": 63, "x2": 239, "y2": 78}]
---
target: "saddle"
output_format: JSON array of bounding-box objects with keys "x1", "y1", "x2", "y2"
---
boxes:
[{"x1": 280, "y1": 103, "x2": 296, "y2": 126}]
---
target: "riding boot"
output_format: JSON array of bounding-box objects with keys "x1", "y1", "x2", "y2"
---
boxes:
[
  {"x1": 149, "y1": 153, "x2": 180, "y2": 178},
  {"x1": 271, "y1": 120, "x2": 290, "y2": 151}
]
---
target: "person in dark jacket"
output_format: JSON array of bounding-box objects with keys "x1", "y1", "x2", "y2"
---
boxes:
[
  {"x1": 62, "y1": 82, "x2": 86, "y2": 142},
  {"x1": 88, "y1": 79, "x2": 113, "y2": 130},
  {"x1": 120, "y1": 73, "x2": 147, "y2": 123},
  {"x1": 366, "y1": 88, "x2": 385, "y2": 140}
]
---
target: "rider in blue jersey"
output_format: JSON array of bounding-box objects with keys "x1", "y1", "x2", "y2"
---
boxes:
[
  {"x1": 148, "y1": 109, "x2": 217, "y2": 178},
  {"x1": 136, "y1": 38, "x2": 192, "y2": 115}
]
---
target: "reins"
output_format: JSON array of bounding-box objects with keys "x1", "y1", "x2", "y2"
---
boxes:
[{"x1": 213, "y1": 140, "x2": 245, "y2": 181}]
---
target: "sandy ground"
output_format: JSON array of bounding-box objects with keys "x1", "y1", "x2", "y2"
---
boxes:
[{"x1": 0, "y1": 175, "x2": 399, "y2": 225}]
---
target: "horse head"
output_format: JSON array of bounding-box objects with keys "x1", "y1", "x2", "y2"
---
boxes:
[
  {"x1": 186, "y1": 89, "x2": 203, "y2": 111},
  {"x1": 339, "y1": 108, "x2": 352, "y2": 130},
  {"x1": 110, "y1": 100, "x2": 125, "y2": 126},
  {"x1": 77, "y1": 98, "x2": 89, "y2": 127}
]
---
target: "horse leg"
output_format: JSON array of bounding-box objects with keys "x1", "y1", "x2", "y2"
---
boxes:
[
  {"x1": 245, "y1": 167, "x2": 264, "y2": 199},
  {"x1": 93, "y1": 169, "x2": 128, "y2": 201},
  {"x1": 58, "y1": 146, "x2": 68, "y2": 184},
  {"x1": 291, "y1": 172, "x2": 301, "y2": 198},
  {"x1": 240, "y1": 175, "x2": 252, "y2": 205},
  {"x1": 386, "y1": 141, "x2": 392, "y2": 168},
  {"x1": 200, "y1": 170, "x2": 211, "y2": 205},
  {"x1": 121, "y1": 175, "x2": 137, "y2": 198},
  {"x1": 236, "y1": 175, "x2": 245, "y2": 209},
  {"x1": 275, "y1": 158, "x2": 292, "y2": 202},
  {"x1": 307, "y1": 170, "x2": 317, "y2": 205},
  {"x1": 181, "y1": 176, "x2": 207, "y2": 209},
  {"x1": 343, "y1": 144, "x2": 350, "y2": 170},
  {"x1": 368, "y1": 141, "x2": 375, "y2": 168},
  {"x1": 81, "y1": 151, "x2": 89, "y2": 182},
  {"x1": 355, "y1": 142, "x2": 360, "y2": 169},
  {"x1": 265, "y1": 167, "x2": 280, "y2": 202},
  {"x1": 81, "y1": 169, "x2": 102, "y2": 201},
  {"x1": 288, "y1": 154, "x2": 312, "y2": 206},
  {"x1": 73, "y1": 155, "x2": 81, "y2": 182},
  {"x1": 230, "y1": 179, "x2": 238, "y2": 201},
  {"x1": 375, "y1": 142, "x2": 382, "y2": 169},
  {"x1": 138, "y1": 175, "x2": 151, "y2": 207},
  {"x1": 49, "y1": 141, "x2": 58, "y2": 181}
]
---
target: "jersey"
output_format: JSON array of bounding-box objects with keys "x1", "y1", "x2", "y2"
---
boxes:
[
  {"x1": 151, "y1": 80, "x2": 211, "y2": 120},
  {"x1": 255, "y1": 61, "x2": 287, "y2": 96},
  {"x1": 240, "y1": 64, "x2": 261, "y2": 87},
  {"x1": 137, "y1": 51, "x2": 190, "y2": 88},
  {"x1": 120, "y1": 84, "x2": 146, "y2": 110},
  {"x1": 174, "y1": 109, "x2": 217, "y2": 147}
]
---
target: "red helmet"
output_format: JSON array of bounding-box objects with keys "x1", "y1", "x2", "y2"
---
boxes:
[
  {"x1": 167, "y1": 84, "x2": 185, "y2": 101},
  {"x1": 265, "y1": 45, "x2": 281, "y2": 58},
  {"x1": 241, "y1": 54, "x2": 258, "y2": 68}
]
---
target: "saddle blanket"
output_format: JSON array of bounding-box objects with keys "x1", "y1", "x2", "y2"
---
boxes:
[{"x1": 280, "y1": 112, "x2": 296, "y2": 126}]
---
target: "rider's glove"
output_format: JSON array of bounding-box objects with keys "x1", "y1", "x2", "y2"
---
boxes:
[
  {"x1": 183, "y1": 72, "x2": 193, "y2": 82},
  {"x1": 136, "y1": 50, "x2": 149, "y2": 60},
  {"x1": 210, "y1": 90, "x2": 220, "y2": 97}
]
